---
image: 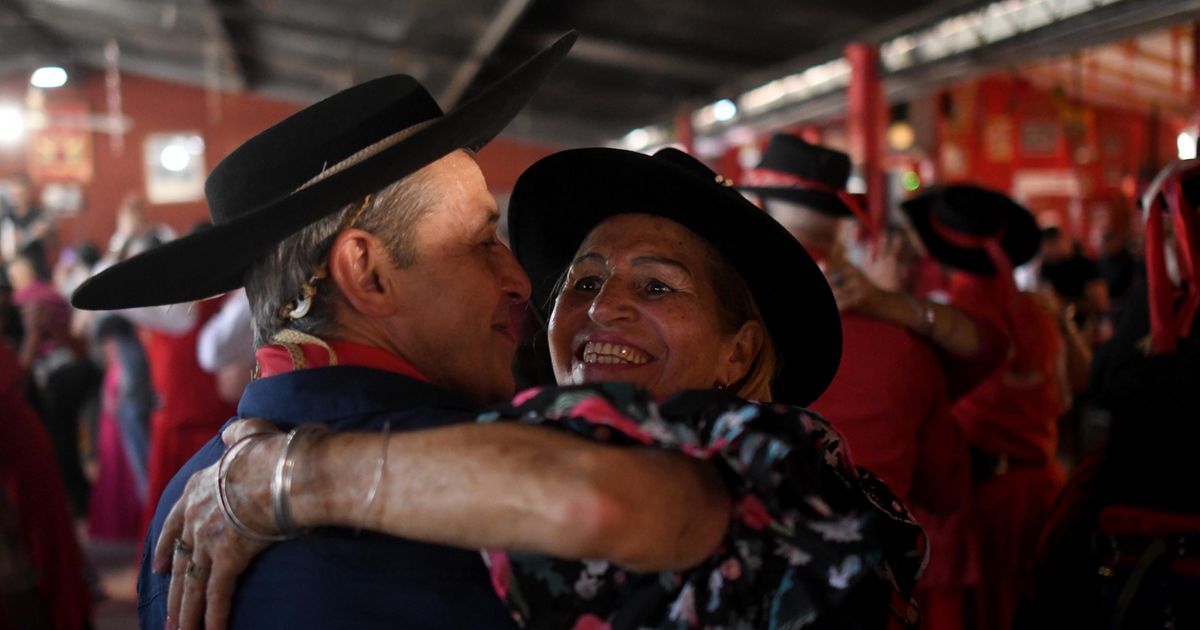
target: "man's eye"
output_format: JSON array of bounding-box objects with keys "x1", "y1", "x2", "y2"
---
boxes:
[{"x1": 572, "y1": 276, "x2": 601, "y2": 292}]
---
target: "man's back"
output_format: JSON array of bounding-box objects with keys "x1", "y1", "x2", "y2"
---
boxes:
[
  {"x1": 811, "y1": 314, "x2": 965, "y2": 512},
  {"x1": 138, "y1": 366, "x2": 518, "y2": 630}
]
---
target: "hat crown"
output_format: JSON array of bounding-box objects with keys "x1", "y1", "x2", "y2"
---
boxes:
[
  {"x1": 928, "y1": 185, "x2": 1013, "y2": 237},
  {"x1": 653, "y1": 147, "x2": 716, "y2": 177},
  {"x1": 756, "y1": 134, "x2": 851, "y2": 188},
  {"x1": 205, "y1": 75, "x2": 442, "y2": 225}
]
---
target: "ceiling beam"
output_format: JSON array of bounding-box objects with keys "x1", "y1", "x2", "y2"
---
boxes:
[
  {"x1": 437, "y1": 0, "x2": 536, "y2": 107},
  {"x1": 699, "y1": 0, "x2": 1200, "y2": 141},
  {"x1": 25, "y1": 0, "x2": 245, "y2": 89},
  {"x1": 1, "y1": 0, "x2": 76, "y2": 64},
  {"x1": 534, "y1": 33, "x2": 745, "y2": 84},
  {"x1": 204, "y1": 0, "x2": 251, "y2": 89}
]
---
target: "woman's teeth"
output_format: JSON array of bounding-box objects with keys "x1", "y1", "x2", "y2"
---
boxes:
[{"x1": 581, "y1": 341, "x2": 649, "y2": 365}]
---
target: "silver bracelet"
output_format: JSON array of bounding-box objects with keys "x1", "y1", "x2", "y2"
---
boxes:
[
  {"x1": 271, "y1": 424, "x2": 330, "y2": 538},
  {"x1": 355, "y1": 422, "x2": 391, "y2": 535},
  {"x1": 217, "y1": 431, "x2": 289, "y2": 542}
]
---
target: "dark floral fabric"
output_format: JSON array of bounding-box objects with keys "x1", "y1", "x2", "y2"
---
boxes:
[{"x1": 478, "y1": 384, "x2": 927, "y2": 630}]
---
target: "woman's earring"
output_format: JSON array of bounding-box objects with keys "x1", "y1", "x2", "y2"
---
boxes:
[{"x1": 713, "y1": 381, "x2": 727, "y2": 391}]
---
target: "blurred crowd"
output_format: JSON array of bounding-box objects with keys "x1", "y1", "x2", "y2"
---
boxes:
[
  {"x1": 0, "y1": 134, "x2": 1196, "y2": 629},
  {"x1": 0, "y1": 177, "x2": 251, "y2": 628}
]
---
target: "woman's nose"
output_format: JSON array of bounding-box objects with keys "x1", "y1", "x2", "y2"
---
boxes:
[{"x1": 587, "y1": 281, "x2": 635, "y2": 324}]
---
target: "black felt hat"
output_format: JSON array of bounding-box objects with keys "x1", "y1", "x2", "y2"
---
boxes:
[
  {"x1": 72, "y1": 32, "x2": 577, "y2": 310},
  {"x1": 740, "y1": 134, "x2": 856, "y2": 217},
  {"x1": 508, "y1": 147, "x2": 841, "y2": 406},
  {"x1": 900, "y1": 184, "x2": 1041, "y2": 275}
]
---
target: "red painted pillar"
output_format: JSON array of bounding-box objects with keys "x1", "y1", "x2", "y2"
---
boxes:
[
  {"x1": 1192, "y1": 22, "x2": 1200, "y2": 122},
  {"x1": 845, "y1": 43, "x2": 887, "y2": 232},
  {"x1": 675, "y1": 107, "x2": 695, "y2": 155}
]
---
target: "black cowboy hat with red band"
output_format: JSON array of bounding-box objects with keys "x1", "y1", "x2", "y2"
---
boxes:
[
  {"x1": 741, "y1": 134, "x2": 862, "y2": 217},
  {"x1": 508, "y1": 147, "x2": 841, "y2": 407},
  {"x1": 899, "y1": 184, "x2": 1041, "y2": 276},
  {"x1": 71, "y1": 32, "x2": 577, "y2": 310}
]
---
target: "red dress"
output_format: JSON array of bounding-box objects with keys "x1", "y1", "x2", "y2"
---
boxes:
[
  {"x1": 949, "y1": 272, "x2": 1066, "y2": 630},
  {"x1": 141, "y1": 299, "x2": 238, "y2": 525},
  {"x1": 87, "y1": 357, "x2": 145, "y2": 540},
  {"x1": 0, "y1": 343, "x2": 92, "y2": 629}
]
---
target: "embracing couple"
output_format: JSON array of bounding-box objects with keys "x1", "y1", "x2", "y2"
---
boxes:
[{"x1": 74, "y1": 33, "x2": 924, "y2": 630}]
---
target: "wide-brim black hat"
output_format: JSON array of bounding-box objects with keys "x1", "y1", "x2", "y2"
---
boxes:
[
  {"x1": 72, "y1": 32, "x2": 577, "y2": 310},
  {"x1": 740, "y1": 134, "x2": 856, "y2": 217},
  {"x1": 508, "y1": 147, "x2": 841, "y2": 406},
  {"x1": 900, "y1": 184, "x2": 1041, "y2": 275}
]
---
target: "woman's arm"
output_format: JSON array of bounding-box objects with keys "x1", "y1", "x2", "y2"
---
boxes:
[{"x1": 825, "y1": 259, "x2": 981, "y2": 357}]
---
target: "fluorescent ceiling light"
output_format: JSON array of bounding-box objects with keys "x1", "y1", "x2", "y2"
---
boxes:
[{"x1": 30, "y1": 67, "x2": 68, "y2": 89}]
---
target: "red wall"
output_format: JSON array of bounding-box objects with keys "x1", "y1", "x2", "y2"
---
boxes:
[
  {"x1": 932, "y1": 73, "x2": 1183, "y2": 249},
  {"x1": 0, "y1": 70, "x2": 562, "y2": 253}
]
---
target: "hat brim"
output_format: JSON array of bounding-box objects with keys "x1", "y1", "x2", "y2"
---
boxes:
[
  {"x1": 742, "y1": 186, "x2": 855, "y2": 217},
  {"x1": 73, "y1": 32, "x2": 577, "y2": 310},
  {"x1": 901, "y1": 192, "x2": 1041, "y2": 275},
  {"x1": 508, "y1": 148, "x2": 842, "y2": 406}
]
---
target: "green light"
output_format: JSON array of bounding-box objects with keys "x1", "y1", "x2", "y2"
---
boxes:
[{"x1": 901, "y1": 170, "x2": 921, "y2": 191}]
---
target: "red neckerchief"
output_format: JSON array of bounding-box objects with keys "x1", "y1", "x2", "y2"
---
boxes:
[
  {"x1": 1145, "y1": 174, "x2": 1200, "y2": 354},
  {"x1": 255, "y1": 337, "x2": 429, "y2": 381}
]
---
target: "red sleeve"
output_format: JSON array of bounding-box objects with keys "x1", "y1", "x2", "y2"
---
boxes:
[{"x1": 940, "y1": 312, "x2": 1009, "y2": 401}]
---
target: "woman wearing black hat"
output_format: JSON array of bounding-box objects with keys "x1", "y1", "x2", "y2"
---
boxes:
[
  {"x1": 900, "y1": 185, "x2": 1067, "y2": 630},
  {"x1": 157, "y1": 147, "x2": 925, "y2": 629}
]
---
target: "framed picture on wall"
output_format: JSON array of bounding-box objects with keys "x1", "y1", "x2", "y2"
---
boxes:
[
  {"x1": 144, "y1": 132, "x2": 206, "y2": 204},
  {"x1": 1020, "y1": 121, "x2": 1059, "y2": 156}
]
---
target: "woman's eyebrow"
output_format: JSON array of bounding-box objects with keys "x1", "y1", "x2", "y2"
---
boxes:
[
  {"x1": 570, "y1": 252, "x2": 607, "y2": 266},
  {"x1": 632, "y1": 255, "x2": 692, "y2": 276}
]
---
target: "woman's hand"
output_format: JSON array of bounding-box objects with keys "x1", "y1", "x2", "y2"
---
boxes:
[{"x1": 153, "y1": 419, "x2": 282, "y2": 630}]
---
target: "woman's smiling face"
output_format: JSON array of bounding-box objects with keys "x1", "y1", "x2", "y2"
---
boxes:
[{"x1": 547, "y1": 213, "x2": 749, "y2": 399}]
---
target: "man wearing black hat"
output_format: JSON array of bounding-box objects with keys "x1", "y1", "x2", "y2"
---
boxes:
[
  {"x1": 742, "y1": 134, "x2": 967, "y2": 511},
  {"x1": 744, "y1": 134, "x2": 973, "y2": 628}
]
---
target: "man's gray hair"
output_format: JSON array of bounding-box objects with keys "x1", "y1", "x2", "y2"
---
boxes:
[{"x1": 244, "y1": 166, "x2": 439, "y2": 347}]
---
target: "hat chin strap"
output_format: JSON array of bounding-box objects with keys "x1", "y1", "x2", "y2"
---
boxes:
[
  {"x1": 928, "y1": 213, "x2": 1040, "y2": 375},
  {"x1": 926, "y1": 213, "x2": 1012, "y2": 279}
]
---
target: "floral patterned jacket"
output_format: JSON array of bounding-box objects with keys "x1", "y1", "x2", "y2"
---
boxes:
[{"x1": 479, "y1": 384, "x2": 927, "y2": 630}]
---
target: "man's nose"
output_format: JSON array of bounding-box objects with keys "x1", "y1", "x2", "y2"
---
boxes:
[{"x1": 499, "y1": 245, "x2": 532, "y2": 303}]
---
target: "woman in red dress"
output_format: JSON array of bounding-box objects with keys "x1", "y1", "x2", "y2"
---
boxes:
[{"x1": 901, "y1": 185, "x2": 1067, "y2": 630}]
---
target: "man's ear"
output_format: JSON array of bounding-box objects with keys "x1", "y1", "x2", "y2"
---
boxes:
[
  {"x1": 327, "y1": 228, "x2": 397, "y2": 318},
  {"x1": 719, "y1": 319, "x2": 764, "y2": 387}
]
